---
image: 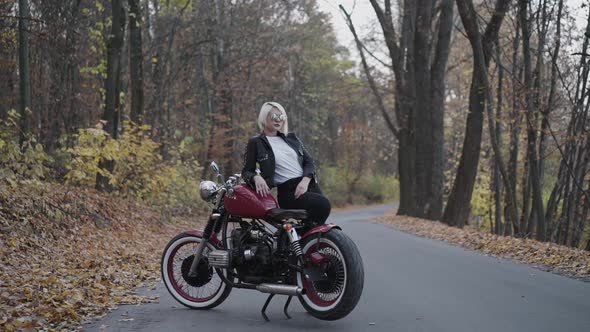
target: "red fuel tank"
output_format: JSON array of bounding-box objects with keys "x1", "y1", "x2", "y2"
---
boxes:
[{"x1": 224, "y1": 185, "x2": 278, "y2": 218}]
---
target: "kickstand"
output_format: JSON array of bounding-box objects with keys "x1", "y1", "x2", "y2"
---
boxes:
[
  {"x1": 283, "y1": 296, "x2": 293, "y2": 319},
  {"x1": 261, "y1": 294, "x2": 275, "y2": 322}
]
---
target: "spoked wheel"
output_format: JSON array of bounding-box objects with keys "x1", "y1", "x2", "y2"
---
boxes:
[
  {"x1": 297, "y1": 229, "x2": 364, "y2": 320},
  {"x1": 161, "y1": 233, "x2": 231, "y2": 309}
]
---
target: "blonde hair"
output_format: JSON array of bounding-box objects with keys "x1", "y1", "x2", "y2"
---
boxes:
[{"x1": 257, "y1": 101, "x2": 288, "y2": 134}]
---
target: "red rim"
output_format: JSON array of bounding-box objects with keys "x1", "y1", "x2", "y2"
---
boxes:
[
  {"x1": 301, "y1": 242, "x2": 346, "y2": 307},
  {"x1": 166, "y1": 240, "x2": 224, "y2": 303}
]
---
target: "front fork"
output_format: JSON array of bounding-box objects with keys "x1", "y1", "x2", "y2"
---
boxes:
[{"x1": 188, "y1": 212, "x2": 222, "y2": 277}]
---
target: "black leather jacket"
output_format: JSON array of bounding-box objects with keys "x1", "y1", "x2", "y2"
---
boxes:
[{"x1": 242, "y1": 132, "x2": 315, "y2": 188}]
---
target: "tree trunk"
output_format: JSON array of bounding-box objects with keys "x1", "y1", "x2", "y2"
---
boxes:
[
  {"x1": 443, "y1": 72, "x2": 486, "y2": 227},
  {"x1": 545, "y1": 157, "x2": 566, "y2": 240},
  {"x1": 413, "y1": 0, "x2": 434, "y2": 219},
  {"x1": 535, "y1": 0, "x2": 552, "y2": 193},
  {"x1": 519, "y1": 0, "x2": 546, "y2": 241},
  {"x1": 128, "y1": 0, "x2": 144, "y2": 124},
  {"x1": 396, "y1": 0, "x2": 419, "y2": 217},
  {"x1": 505, "y1": 18, "x2": 522, "y2": 236},
  {"x1": 520, "y1": 159, "x2": 531, "y2": 236},
  {"x1": 571, "y1": 146, "x2": 589, "y2": 247},
  {"x1": 493, "y1": 38, "x2": 504, "y2": 235},
  {"x1": 542, "y1": 0, "x2": 564, "y2": 237},
  {"x1": 147, "y1": 0, "x2": 185, "y2": 139},
  {"x1": 18, "y1": 0, "x2": 31, "y2": 145},
  {"x1": 96, "y1": 0, "x2": 126, "y2": 191},
  {"x1": 0, "y1": 0, "x2": 14, "y2": 120},
  {"x1": 555, "y1": 3, "x2": 590, "y2": 246},
  {"x1": 397, "y1": 128, "x2": 417, "y2": 216},
  {"x1": 367, "y1": 0, "x2": 452, "y2": 220},
  {"x1": 443, "y1": 0, "x2": 512, "y2": 227},
  {"x1": 427, "y1": 0, "x2": 454, "y2": 220},
  {"x1": 201, "y1": 0, "x2": 235, "y2": 177}
]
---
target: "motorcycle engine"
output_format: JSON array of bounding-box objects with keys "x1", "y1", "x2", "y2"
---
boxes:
[{"x1": 230, "y1": 227, "x2": 275, "y2": 281}]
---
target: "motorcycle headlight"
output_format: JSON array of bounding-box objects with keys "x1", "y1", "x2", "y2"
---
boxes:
[{"x1": 199, "y1": 181, "x2": 218, "y2": 201}]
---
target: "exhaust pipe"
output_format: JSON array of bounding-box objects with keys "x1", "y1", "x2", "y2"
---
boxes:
[
  {"x1": 256, "y1": 283, "x2": 305, "y2": 296},
  {"x1": 215, "y1": 272, "x2": 305, "y2": 296}
]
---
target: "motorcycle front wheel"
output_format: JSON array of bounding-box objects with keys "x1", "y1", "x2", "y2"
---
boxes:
[
  {"x1": 161, "y1": 232, "x2": 232, "y2": 309},
  {"x1": 297, "y1": 228, "x2": 364, "y2": 320}
]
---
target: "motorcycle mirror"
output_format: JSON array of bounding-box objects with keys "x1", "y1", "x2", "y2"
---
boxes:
[
  {"x1": 210, "y1": 161, "x2": 220, "y2": 174},
  {"x1": 210, "y1": 161, "x2": 224, "y2": 183}
]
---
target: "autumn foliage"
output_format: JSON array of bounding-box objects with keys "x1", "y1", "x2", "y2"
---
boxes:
[
  {"x1": 0, "y1": 182, "x2": 203, "y2": 330},
  {"x1": 2, "y1": 0, "x2": 590, "y2": 329},
  {"x1": 381, "y1": 212, "x2": 590, "y2": 279}
]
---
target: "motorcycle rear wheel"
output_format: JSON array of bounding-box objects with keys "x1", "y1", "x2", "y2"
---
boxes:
[
  {"x1": 161, "y1": 232, "x2": 232, "y2": 309},
  {"x1": 297, "y1": 229, "x2": 364, "y2": 320}
]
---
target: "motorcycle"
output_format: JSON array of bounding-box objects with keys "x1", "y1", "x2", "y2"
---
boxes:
[{"x1": 161, "y1": 161, "x2": 364, "y2": 321}]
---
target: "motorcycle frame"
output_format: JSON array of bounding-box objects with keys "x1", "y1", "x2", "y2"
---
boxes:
[
  {"x1": 189, "y1": 168, "x2": 341, "y2": 287},
  {"x1": 189, "y1": 200, "x2": 341, "y2": 290}
]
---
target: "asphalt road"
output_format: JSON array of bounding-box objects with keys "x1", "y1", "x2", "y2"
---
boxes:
[{"x1": 86, "y1": 205, "x2": 590, "y2": 332}]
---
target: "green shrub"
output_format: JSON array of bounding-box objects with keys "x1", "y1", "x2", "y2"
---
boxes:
[
  {"x1": 470, "y1": 173, "x2": 493, "y2": 228},
  {"x1": 64, "y1": 121, "x2": 208, "y2": 213},
  {"x1": 139, "y1": 159, "x2": 208, "y2": 213},
  {"x1": 0, "y1": 110, "x2": 51, "y2": 187},
  {"x1": 319, "y1": 166, "x2": 348, "y2": 207},
  {"x1": 319, "y1": 166, "x2": 399, "y2": 207},
  {"x1": 358, "y1": 174, "x2": 400, "y2": 203}
]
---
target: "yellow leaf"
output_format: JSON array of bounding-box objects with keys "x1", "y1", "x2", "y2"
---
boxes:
[{"x1": 93, "y1": 282, "x2": 106, "y2": 290}]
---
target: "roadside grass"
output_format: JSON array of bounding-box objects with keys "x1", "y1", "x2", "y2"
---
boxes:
[{"x1": 379, "y1": 210, "x2": 590, "y2": 280}]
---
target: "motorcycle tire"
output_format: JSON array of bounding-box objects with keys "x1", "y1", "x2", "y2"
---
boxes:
[
  {"x1": 161, "y1": 232, "x2": 232, "y2": 309},
  {"x1": 297, "y1": 228, "x2": 364, "y2": 320}
]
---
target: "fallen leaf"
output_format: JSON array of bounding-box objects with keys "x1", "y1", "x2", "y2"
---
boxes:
[{"x1": 379, "y1": 212, "x2": 590, "y2": 279}]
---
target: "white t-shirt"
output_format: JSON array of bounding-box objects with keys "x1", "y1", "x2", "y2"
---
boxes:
[{"x1": 266, "y1": 136, "x2": 303, "y2": 184}]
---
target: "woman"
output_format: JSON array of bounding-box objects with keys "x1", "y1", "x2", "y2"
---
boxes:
[{"x1": 242, "y1": 101, "x2": 331, "y2": 226}]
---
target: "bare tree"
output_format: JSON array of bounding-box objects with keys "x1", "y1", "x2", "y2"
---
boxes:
[
  {"x1": 519, "y1": 0, "x2": 546, "y2": 240},
  {"x1": 443, "y1": 0, "x2": 514, "y2": 228},
  {"x1": 350, "y1": 0, "x2": 454, "y2": 220},
  {"x1": 18, "y1": 0, "x2": 31, "y2": 145},
  {"x1": 553, "y1": 5, "x2": 590, "y2": 247},
  {"x1": 505, "y1": 13, "x2": 521, "y2": 236},
  {"x1": 544, "y1": 0, "x2": 565, "y2": 240},
  {"x1": 96, "y1": 0, "x2": 126, "y2": 191},
  {"x1": 128, "y1": 0, "x2": 144, "y2": 124},
  {"x1": 492, "y1": 35, "x2": 504, "y2": 235}
]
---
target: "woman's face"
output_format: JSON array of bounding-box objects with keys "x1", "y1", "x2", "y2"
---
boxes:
[{"x1": 265, "y1": 107, "x2": 286, "y2": 133}]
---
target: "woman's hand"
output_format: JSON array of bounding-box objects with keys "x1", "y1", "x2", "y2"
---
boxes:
[
  {"x1": 254, "y1": 175, "x2": 270, "y2": 197},
  {"x1": 295, "y1": 177, "x2": 311, "y2": 199}
]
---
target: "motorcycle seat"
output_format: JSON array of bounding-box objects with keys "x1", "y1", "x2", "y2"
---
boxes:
[{"x1": 268, "y1": 208, "x2": 308, "y2": 221}]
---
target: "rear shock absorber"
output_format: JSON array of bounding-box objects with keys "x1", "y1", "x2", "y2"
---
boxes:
[
  {"x1": 283, "y1": 222, "x2": 303, "y2": 260},
  {"x1": 291, "y1": 240, "x2": 303, "y2": 256}
]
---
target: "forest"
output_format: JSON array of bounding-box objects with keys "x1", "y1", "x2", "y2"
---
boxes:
[
  {"x1": 1, "y1": 0, "x2": 590, "y2": 250},
  {"x1": 2, "y1": 0, "x2": 590, "y2": 329}
]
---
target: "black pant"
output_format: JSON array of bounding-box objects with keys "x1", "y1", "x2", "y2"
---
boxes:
[{"x1": 277, "y1": 177, "x2": 331, "y2": 225}]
